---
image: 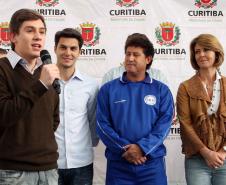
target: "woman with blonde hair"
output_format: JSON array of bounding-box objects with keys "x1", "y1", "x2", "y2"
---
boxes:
[{"x1": 176, "y1": 34, "x2": 226, "y2": 185}]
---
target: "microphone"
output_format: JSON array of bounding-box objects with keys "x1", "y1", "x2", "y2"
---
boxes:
[{"x1": 40, "y1": 50, "x2": 61, "y2": 94}]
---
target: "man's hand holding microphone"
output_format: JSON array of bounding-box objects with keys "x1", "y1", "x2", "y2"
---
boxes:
[{"x1": 39, "y1": 50, "x2": 61, "y2": 94}]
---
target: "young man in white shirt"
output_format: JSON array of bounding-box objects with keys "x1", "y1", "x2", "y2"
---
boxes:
[{"x1": 54, "y1": 28, "x2": 99, "y2": 185}]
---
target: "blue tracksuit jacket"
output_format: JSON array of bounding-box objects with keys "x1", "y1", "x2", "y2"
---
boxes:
[{"x1": 97, "y1": 73, "x2": 174, "y2": 161}]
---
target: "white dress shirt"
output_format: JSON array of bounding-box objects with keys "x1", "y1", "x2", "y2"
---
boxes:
[
  {"x1": 7, "y1": 50, "x2": 42, "y2": 74},
  {"x1": 206, "y1": 71, "x2": 221, "y2": 115},
  {"x1": 55, "y1": 69, "x2": 99, "y2": 169},
  {"x1": 101, "y1": 65, "x2": 168, "y2": 85}
]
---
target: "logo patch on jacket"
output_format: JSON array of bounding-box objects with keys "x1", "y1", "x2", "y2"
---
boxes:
[
  {"x1": 144, "y1": 95, "x2": 156, "y2": 105},
  {"x1": 114, "y1": 99, "x2": 127, "y2": 104}
]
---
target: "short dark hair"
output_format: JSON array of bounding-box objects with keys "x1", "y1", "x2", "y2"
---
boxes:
[
  {"x1": 124, "y1": 33, "x2": 154, "y2": 69},
  {"x1": 0, "y1": 48, "x2": 7, "y2": 55},
  {"x1": 9, "y1": 9, "x2": 46, "y2": 50},
  {"x1": 54, "y1": 28, "x2": 83, "y2": 50}
]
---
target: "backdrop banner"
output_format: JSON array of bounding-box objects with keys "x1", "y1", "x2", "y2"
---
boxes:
[{"x1": 1, "y1": 1, "x2": 226, "y2": 185}]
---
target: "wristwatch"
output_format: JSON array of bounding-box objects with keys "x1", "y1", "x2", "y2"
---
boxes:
[{"x1": 223, "y1": 146, "x2": 226, "y2": 152}]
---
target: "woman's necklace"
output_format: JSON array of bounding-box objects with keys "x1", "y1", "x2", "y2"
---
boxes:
[
  {"x1": 206, "y1": 83, "x2": 213, "y2": 90},
  {"x1": 198, "y1": 72, "x2": 214, "y2": 98}
]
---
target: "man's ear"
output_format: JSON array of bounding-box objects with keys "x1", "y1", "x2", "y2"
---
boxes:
[
  {"x1": 146, "y1": 56, "x2": 152, "y2": 65},
  {"x1": 10, "y1": 32, "x2": 16, "y2": 43}
]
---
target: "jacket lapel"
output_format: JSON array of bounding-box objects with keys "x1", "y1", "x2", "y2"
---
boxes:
[{"x1": 186, "y1": 74, "x2": 210, "y2": 102}]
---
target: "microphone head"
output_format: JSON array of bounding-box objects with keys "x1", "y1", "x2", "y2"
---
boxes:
[{"x1": 40, "y1": 50, "x2": 51, "y2": 63}]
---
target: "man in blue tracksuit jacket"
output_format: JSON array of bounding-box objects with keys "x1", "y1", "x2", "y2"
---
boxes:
[{"x1": 97, "y1": 33, "x2": 174, "y2": 185}]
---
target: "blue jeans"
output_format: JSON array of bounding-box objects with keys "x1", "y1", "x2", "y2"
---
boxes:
[
  {"x1": 0, "y1": 169, "x2": 58, "y2": 185},
  {"x1": 185, "y1": 155, "x2": 226, "y2": 185},
  {"x1": 58, "y1": 163, "x2": 93, "y2": 185},
  {"x1": 106, "y1": 157, "x2": 167, "y2": 185}
]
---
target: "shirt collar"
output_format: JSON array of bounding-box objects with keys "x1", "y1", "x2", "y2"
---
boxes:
[
  {"x1": 216, "y1": 70, "x2": 221, "y2": 81},
  {"x1": 120, "y1": 71, "x2": 152, "y2": 84},
  {"x1": 6, "y1": 50, "x2": 43, "y2": 69},
  {"x1": 6, "y1": 50, "x2": 22, "y2": 68},
  {"x1": 70, "y1": 69, "x2": 84, "y2": 81}
]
